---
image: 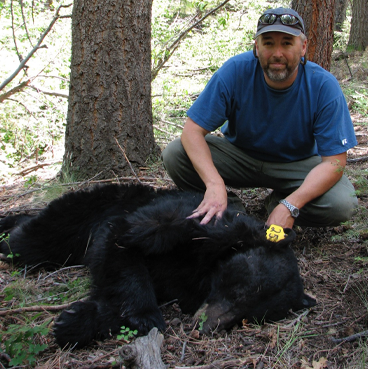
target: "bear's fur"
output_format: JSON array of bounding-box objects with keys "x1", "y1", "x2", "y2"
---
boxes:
[{"x1": 0, "y1": 183, "x2": 316, "y2": 349}]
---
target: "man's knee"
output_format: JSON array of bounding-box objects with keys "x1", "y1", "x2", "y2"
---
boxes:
[
  {"x1": 265, "y1": 176, "x2": 358, "y2": 227},
  {"x1": 161, "y1": 139, "x2": 204, "y2": 191},
  {"x1": 298, "y1": 176, "x2": 358, "y2": 227},
  {"x1": 161, "y1": 138, "x2": 186, "y2": 175}
]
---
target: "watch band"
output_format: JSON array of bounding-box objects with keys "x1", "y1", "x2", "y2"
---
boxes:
[{"x1": 279, "y1": 199, "x2": 299, "y2": 218}]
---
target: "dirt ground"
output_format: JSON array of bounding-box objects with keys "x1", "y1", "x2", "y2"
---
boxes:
[{"x1": 0, "y1": 54, "x2": 368, "y2": 368}]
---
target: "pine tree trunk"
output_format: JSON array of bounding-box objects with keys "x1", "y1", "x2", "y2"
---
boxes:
[
  {"x1": 62, "y1": 0, "x2": 158, "y2": 180},
  {"x1": 334, "y1": 0, "x2": 347, "y2": 31},
  {"x1": 292, "y1": 0, "x2": 336, "y2": 70},
  {"x1": 348, "y1": 0, "x2": 368, "y2": 50}
]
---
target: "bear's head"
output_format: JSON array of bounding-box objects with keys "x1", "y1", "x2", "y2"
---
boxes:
[{"x1": 194, "y1": 229, "x2": 316, "y2": 334}]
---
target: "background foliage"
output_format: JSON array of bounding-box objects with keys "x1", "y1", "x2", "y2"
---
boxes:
[{"x1": 0, "y1": 0, "x2": 367, "y2": 183}]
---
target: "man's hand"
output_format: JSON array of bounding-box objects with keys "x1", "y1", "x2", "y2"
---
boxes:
[
  {"x1": 181, "y1": 117, "x2": 229, "y2": 224},
  {"x1": 266, "y1": 203, "x2": 295, "y2": 229},
  {"x1": 187, "y1": 183, "x2": 228, "y2": 224}
]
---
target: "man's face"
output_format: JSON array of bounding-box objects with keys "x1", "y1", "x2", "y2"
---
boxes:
[{"x1": 255, "y1": 32, "x2": 307, "y2": 89}]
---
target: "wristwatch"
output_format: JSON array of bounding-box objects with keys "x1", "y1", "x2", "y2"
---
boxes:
[{"x1": 279, "y1": 199, "x2": 299, "y2": 218}]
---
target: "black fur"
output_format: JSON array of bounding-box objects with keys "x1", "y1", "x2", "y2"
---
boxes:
[{"x1": 0, "y1": 183, "x2": 316, "y2": 349}]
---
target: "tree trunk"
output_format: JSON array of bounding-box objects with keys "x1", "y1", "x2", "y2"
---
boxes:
[
  {"x1": 292, "y1": 0, "x2": 336, "y2": 70},
  {"x1": 348, "y1": 0, "x2": 368, "y2": 50},
  {"x1": 334, "y1": 0, "x2": 347, "y2": 31},
  {"x1": 62, "y1": 0, "x2": 158, "y2": 180}
]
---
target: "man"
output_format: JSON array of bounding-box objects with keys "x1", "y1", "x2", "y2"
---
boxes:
[{"x1": 162, "y1": 7, "x2": 358, "y2": 229}]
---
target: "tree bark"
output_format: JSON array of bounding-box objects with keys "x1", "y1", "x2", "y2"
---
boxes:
[
  {"x1": 119, "y1": 328, "x2": 165, "y2": 369},
  {"x1": 292, "y1": 0, "x2": 336, "y2": 70},
  {"x1": 62, "y1": 0, "x2": 158, "y2": 180},
  {"x1": 348, "y1": 0, "x2": 368, "y2": 50},
  {"x1": 334, "y1": 0, "x2": 347, "y2": 31}
]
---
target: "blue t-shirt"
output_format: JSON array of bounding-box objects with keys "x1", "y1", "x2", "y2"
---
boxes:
[{"x1": 187, "y1": 51, "x2": 357, "y2": 162}]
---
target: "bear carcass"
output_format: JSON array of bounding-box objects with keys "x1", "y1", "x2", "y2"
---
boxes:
[{"x1": 0, "y1": 183, "x2": 316, "y2": 349}]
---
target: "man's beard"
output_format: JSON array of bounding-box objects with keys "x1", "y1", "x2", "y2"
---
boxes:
[{"x1": 262, "y1": 58, "x2": 299, "y2": 83}]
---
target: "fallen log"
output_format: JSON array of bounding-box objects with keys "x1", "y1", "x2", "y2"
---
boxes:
[{"x1": 119, "y1": 328, "x2": 165, "y2": 369}]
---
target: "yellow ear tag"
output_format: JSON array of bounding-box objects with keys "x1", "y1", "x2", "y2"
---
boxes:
[{"x1": 266, "y1": 224, "x2": 286, "y2": 242}]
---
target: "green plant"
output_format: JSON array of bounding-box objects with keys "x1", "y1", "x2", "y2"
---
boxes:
[
  {"x1": 349, "y1": 90, "x2": 368, "y2": 116},
  {"x1": 198, "y1": 312, "x2": 208, "y2": 331},
  {"x1": 117, "y1": 326, "x2": 138, "y2": 342},
  {"x1": 0, "y1": 233, "x2": 19, "y2": 267},
  {"x1": 0, "y1": 319, "x2": 49, "y2": 367}
]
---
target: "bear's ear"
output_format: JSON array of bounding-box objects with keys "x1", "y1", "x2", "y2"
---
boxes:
[
  {"x1": 270, "y1": 228, "x2": 296, "y2": 249},
  {"x1": 293, "y1": 293, "x2": 317, "y2": 311},
  {"x1": 283, "y1": 228, "x2": 296, "y2": 242}
]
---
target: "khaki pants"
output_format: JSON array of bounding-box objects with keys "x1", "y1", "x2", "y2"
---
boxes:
[{"x1": 161, "y1": 135, "x2": 358, "y2": 227}]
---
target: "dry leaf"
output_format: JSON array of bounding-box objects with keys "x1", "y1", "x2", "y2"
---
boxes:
[
  {"x1": 312, "y1": 357, "x2": 328, "y2": 369},
  {"x1": 301, "y1": 356, "x2": 328, "y2": 369}
]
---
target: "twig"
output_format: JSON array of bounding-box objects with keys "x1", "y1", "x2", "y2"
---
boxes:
[
  {"x1": 0, "y1": 80, "x2": 31, "y2": 103},
  {"x1": 0, "y1": 302, "x2": 75, "y2": 316},
  {"x1": 20, "y1": 0, "x2": 34, "y2": 48},
  {"x1": 175, "y1": 359, "x2": 250, "y2": 369},
  {"x1": 343, "y1": 52, "x2": 353, "y2": 78},
  {"x1": 331, "y1": 329, "x2": 368, "y2": 344},
  {"x1": 10, "y1": 0, "x2": 22, "y2": 63},
  {"x1": 28, "y1": 85, "x2": 69, "y2": 98},
  {"x1": 180, "y1": 341, "x2": 187, "y2": 362},
  {"x1": 283, "y1": 309, "x2": 311, "y2": 329},
  {"x1": 0, "y1": 4, "x2": 72, "y2": 91},
  {"x1": 342, "y1": 274, "x2": 351, "y2": 293},
  {"x1": 34, "y1": 74, "x2": 70, "y2": 82},
  {"x1": 17, "y1": 161, "x2": 61, "y2": 176},
  {"x1": 151, "y1": 0, "x2": 231, "y2": 80},
  {"x1": 347, "y1": 156, "x2": 368, "y2": 163},
  {"x1": 114, "y1": 138, "x2": 142, "y2": 183},
  {"x1": 153, "y1": 124, "x2": 177, "y2": 138},
  {"x1": 159, "y1": 119, "x2": 184, "y2": 130},
  {"x1": 0, "y1": 176, "x2": 172, "y2": 200},
  {"x1": 42, "y1": 265, "x2": 86, "y2": 280}
]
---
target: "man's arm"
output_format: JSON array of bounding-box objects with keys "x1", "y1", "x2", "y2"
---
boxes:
[
  {"x1": 267, "y1": 152, "x2": 347, "y2": 228},
  {"x1": 181, "y1": 117, "x2": 228, "y2": 224}
]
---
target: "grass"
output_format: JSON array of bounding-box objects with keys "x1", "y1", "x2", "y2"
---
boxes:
[{"x1": 3, "y1": 269, "x2": 90, "y2": 307}]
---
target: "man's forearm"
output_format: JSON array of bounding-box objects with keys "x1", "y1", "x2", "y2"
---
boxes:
[{"x1": 285, "y1": 153, "x2": 346, "y2": 209}]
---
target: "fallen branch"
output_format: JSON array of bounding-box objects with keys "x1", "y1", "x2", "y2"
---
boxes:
[
  {"x1": 347, "y1": 156, "x2": 368, "y2": 163},
  {"x1": 153, "y1": 124, "x2": 177, "y2": 138},
  {"x1": 119, "y1": 328, "x2": 165, "y2": 369},
  {"x1": 0, "y1": 302, "x2": 73, "y2": 316},
  {"x1": 175, "y1": 358, "x2": 252, "y2": 369},
  {"x1": 331, "y1": 329, "x2": 368, "y2": 344},
  {"x1": 17, "y1": 161, "x2": 61, "y2": 176}
]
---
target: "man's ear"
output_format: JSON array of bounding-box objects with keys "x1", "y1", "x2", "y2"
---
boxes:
[
  {"x1": 253, "y1": 42, "x2": 258, "y2": 58},
  {"x1": 301, "y1": 38, "x2": 307, "y2": 57}
]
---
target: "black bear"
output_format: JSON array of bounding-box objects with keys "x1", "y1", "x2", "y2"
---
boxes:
[{"x1": 0, "y1": 183, "x2": 316, "y2": 349}]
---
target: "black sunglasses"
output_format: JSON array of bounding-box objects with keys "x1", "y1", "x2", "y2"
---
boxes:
[{"x1": 258, "y1": 13, "x2": 300, "y2": 26}]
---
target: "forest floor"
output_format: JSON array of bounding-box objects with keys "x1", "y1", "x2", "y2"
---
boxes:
[{"x1": 0, "y1": 53, "x2": 368, "y2": 368}]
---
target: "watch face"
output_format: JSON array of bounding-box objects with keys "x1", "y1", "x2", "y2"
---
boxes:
[{"x1": 292, "y1": 208, "x2": 299, "y2": 217}]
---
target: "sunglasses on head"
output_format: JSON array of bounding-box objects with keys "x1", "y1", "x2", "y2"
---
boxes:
[{"x1": 258, "y1": 13, "x2": 300, "y2": 26}]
